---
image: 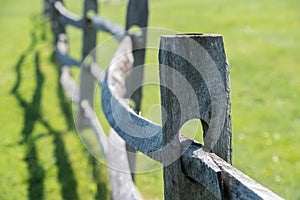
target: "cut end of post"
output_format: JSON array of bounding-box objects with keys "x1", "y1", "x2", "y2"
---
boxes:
[
  {"x1": 159, "y1": 32, "x2": 232, "y2": 164},
  {"x1": 162, "y1": 33, "x2": 222, "y2": 38},
  {"x1": 176, "y1": 33, "x2": 204, "y2": 36}
]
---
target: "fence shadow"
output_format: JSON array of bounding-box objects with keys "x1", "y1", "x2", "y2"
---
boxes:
[
  {"x1": 10, "y1": 14, "x2": 79, "y2": 200},
  {"x1": 11, "y1": 21, "x2": 46, "y2": 198},
  {"x1": 54, "y1": 58, "x2": 74, "y2": 130},
  {"x1": 51, "y1": 29, "x2": 109, "y2": 200},
  {"x1": 88, "y1": 156, "x2": 109, "y2": 199},
  {"x1": 40, "y1": 119, "x2": 79, "y2": 200}
]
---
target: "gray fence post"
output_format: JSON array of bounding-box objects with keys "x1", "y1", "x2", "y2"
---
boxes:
[
  {"x1": 124, "y1": 0, "x2": 149, "y2": 181},
  {"x1": 48, "y1": 0, "x2": 66, "y2": 44},
  {"x1": 159, "y1": 34, "x2": 232, "y2": 199},
  {"x1": 78, "y1": 0, "x2": 98, "y2": 129}
]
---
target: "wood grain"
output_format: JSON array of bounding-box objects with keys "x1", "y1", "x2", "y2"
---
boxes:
[{"x1": 159, "y1": 34, "x2": 232, "y2": 199}]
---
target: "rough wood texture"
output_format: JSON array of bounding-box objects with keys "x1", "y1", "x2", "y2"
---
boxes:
[
  {"x1": 181, "y1": 143, "x2": 223, "y2": 199},
  {"x1": 102, "y1": 34, "x2": 215, "y2": 198},
  {"x1": 210, "y1": 154, "x2": 284, "y2": 200},
  {"x1": 102, "y1": 35, "x2": 283, "y2": 199},
  {"x1": 159, "y1": 34, "x2": 232, "y2": 162},
  {"x1": 78, "y1": 0, "x2": 98, "y2": 129},
  {"x1": 159, "y1": 34, "x2": 232, "y2": 199}
]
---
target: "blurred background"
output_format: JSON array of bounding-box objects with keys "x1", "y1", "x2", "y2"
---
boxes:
[{"x1": 0, "y1": 0, "x2": 299, "y2": 199}]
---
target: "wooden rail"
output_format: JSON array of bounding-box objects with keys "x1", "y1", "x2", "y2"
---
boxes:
[
  {"x1": 102, "y1": 34, "x2": 283, "y2": 200},
  {"x1": 45, "y1": 0, "x2": 283, "y2": 199}
]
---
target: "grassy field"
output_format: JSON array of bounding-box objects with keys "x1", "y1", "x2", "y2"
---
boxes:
[{"x1": 1, "y1": 0, "x2": 300, "y2": 199}]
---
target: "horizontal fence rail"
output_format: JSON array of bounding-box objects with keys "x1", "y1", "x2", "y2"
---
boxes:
[
  {"x1": 102, "y1": 34, "x2": 283, "y2": 200},
  {"x1": 44, "y1": 0, "x2": 284, "y2": 199}
]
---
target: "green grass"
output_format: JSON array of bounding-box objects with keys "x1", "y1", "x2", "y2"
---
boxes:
[{"x1": 1, "y1": 0, "x2": 300, "y2": 199}]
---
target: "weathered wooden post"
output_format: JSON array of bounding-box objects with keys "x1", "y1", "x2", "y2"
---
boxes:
[
  {"x1": 48, "y1": 0, "x2": 66, "y2": 44},
  {"x1": 78, "y1": 0, "x2": 98, "y2": 129},
  {"x1": 124, "y1": 0, "x2": 149, "y2": 180},
  {"x1": 159, "y1": 34, "x2": 232, "y2": 199}
]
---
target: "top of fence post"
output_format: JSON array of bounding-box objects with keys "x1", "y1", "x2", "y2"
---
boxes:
[{"x1": 159, "y1": 34, "x2": 232, "y2": 199}]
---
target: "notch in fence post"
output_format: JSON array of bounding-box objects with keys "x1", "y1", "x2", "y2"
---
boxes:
[
  {"x1": 78, "y1": 0, "x2": 98, "y2": 129},
  {"x1": 159, "y1": 34, "x2": 232, "y2": 199}
]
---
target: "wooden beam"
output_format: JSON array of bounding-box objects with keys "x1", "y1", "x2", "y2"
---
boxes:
[
  {"x1": 181, "y1": 143, "x2": 223, "y2": 199},
  {"x1": 210, "y1": 154, "x2": 284, "y2": 200},
  {"x1": 159, "y1": 34, "x2": 232, "y2": 199},
  {"x1": 91, "y1": 15, "x2": 125, "y2": 42},
  {"x1": 107, "y1": 129, "x2": 143, "y2": 200},
  {"x1": 81, "y1": 100, "x2": 108, "y2": 156},
  {"x1": 102, "y1": 36, "x2": 163, "y2": 154},
  {"x1": 103, "y1": 36, "x2": 144, "y2": 199}
]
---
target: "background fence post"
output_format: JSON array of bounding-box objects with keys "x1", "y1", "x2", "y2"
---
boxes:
[
  {"x1": 159, "y1": 34, "x2": 232, "y2": 199},
  {"x1": 48, "y1": 0, "x2": 66, "y2": 44},
  {"x1": 78, "y1": 0, "x2": 98, "y2": 129},
  {"x1": 124, "y1": 0, "x2": 149, "y2": 181}
]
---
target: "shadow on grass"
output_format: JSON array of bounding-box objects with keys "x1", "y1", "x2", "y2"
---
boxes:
[
  {"x1": 11, "y1": 13, "x2": 109, "y2": 200},
  {"x1": 53, "y1": 55, "x2": 109, "y2": 199},
  {"x1": 55, "y1": 62, "x2": 75, "y2": 130},
  {"x1": 47, "y1": 13, "x2": 110, "y2": 200},
  {"x1": 88, "y1": 156, "x2": 109, "y2": 199},
  {"x1": 40, "y1": 119, "x2": 79, "y2": 200},
  {"x1": 11, "y1": 23, "x2": 46, "y2": 197},
  {"x1": 52, "y1": 34, "x2": 110, "y2": 200},
  {"x1": 11, "y1": 15, "x2": 79, "y2": 200}
]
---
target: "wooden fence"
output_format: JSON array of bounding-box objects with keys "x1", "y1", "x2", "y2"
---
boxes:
[{"x1": 44, "y1": 0, "x2": 284, "y2": 199}]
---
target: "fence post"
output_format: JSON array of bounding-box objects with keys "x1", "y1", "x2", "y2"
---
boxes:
[
  {"x1": 78, "y1": 0, "x2": 98, "y2": 129},
  {"x1": 48, "y1": 0, "x2": 66, "y2": 44},
  {"x1": 159, "y1": 34, "x2": 232, "y2": 199},
  {"x1": 124, "y1": 0, "x2": 149, "y2": 180}
]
